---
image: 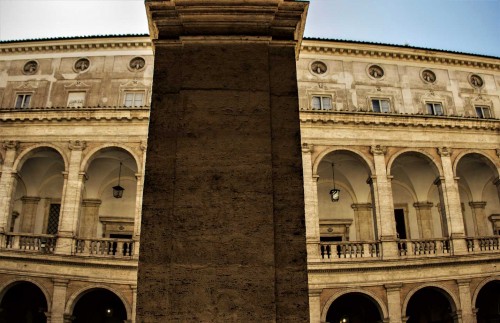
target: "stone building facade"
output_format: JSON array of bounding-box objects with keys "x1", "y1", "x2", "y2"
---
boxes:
[{"x1": 0, "y1": 34, "x2": 499, "y2": 322}]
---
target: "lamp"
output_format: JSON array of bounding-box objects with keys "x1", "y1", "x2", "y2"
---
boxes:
[
  {"x1": 329, "y1": 163, "x2": 340, "y2": 202},
  {"x1": 112, "y1": 162, "x2": 125, "y2": 199},
  {"x1": 340, "y1": 315, "x2": 349, "y2": 323}
]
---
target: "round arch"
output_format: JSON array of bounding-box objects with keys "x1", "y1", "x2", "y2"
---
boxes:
[
  {"x1": 471, "y1": 276, "x2": 500, "y2": 306},
  {"x1": 387, "y1": 148, "x2": 443, "y2": 178},
  {"x1": 321, "y1": 289, "x2": 389, "y2": 322},
  {"x1": 80, "y1": 144, "x2": 142, "y2": 174},
  {"x1": 312, "y1": 147, "x2": 374, "y2": 176},
  {"x1": 402, "y1": 283, "x2": 459, "y2": 319},
  {"x1": 0, "y1": 278, "x2": 52, "y2": 311},
  {"x1": 453, "y1": 150, "x2": 499, "y2": 178},
  {"x1": 12, "y1": 144, "x2": 68, "y2": 172},
  {"x1": 64, "y1": 284, "x2": 132, "y2": 320}
]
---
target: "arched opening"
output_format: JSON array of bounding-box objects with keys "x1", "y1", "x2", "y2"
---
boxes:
[
  {"x1": 79, "y1": 148, "x2": 138, "y2": 240},
  {"x1": 0, "y1": 281, "x2": 48, "y2": 323},
  {"x1": 456, "y1": 153, "x2": 500, "y2": 237},
  {"x1": 475, "y1": 280, "x2": 500, "y2": 322},
  {"x1": 317, "y1": 151, "x2": 374, "y2": 242},
  {"x1": 326, "y1": 292, "x2": 383, "y2": 323},
  {"x1": 391, "y1": 152, "x2": 445, "y2": 240},
  {"x1": 71, "y1": 288, "x2": 127, "y2": 323},
  {"x1": 406, "y1": 287, "x2": 456, "y2": 323},
  {"x1": 11, "y1": 147, "x2": 65, "y2": 235}
]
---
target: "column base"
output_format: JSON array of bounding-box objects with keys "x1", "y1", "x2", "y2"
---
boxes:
[
  {"x1": 380, "y1": 239, "x2": 399, "y2": 259},
  {"x1": 452, "y1": 237, "x2": 468, "y2": 255},
  {"x1": 55, "y1": 232, "x2": 74, "y2": 255}
]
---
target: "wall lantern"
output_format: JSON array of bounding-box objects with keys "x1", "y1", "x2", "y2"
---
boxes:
[
  {"x1": 340, "y1": 315, "x2": 349, "y2": 323},
  {"x1": 329, "y1": 162, "x2": 340, "y2": 202},
  {"x1": 112, "y1": 162, "x2": 125, "y2": 199}
]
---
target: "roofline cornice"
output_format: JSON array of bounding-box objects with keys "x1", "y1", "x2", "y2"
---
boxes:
[
  {"x1": 301, "y1": 40, "x2": 500, "y2": 70},
  {"x1": 0, "y1": 36, "x2": 153, "y2": 54}
]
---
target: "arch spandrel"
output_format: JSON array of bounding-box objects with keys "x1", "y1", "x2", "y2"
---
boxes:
[
  {"x1": 12, "y1": 144, "x2": 68, "y2": 173},
  {"x1": 80, "y1": 144, "x2": 142, "y2": 174},
  {"x1": 312, "y1": 147, "x2": 374, "y2": 176}
]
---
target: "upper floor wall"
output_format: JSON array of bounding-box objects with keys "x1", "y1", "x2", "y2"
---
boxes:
[
  {"x1": 298, "y1": 40, "x2": 500, "y2": 119},
  {"x1": 0, "y1": 36, "x2": 154, "y2": 110}
]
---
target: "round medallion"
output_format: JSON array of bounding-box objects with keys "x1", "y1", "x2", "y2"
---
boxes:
[
  {"x1": 129, "y1": 57, "x2": 146, "y2": 70},
  {"x1": 368, "y1": 65, "x2": 384, "y2": 79},
  {"x1": 421, "y1": 69, "x2": 436, "y2": 83},
  {"x1": 311, "y1": 61, "x2": 327, "y2": 75},
  {"x1": 23, "y1": 60, "x2": 38, "y2": 75},
  {"x1": 469, "y1": 74, "x2": 484, "y2": 88},
  {"x1": 74, "y1": 58, "x2": 90, "y2": 72}
]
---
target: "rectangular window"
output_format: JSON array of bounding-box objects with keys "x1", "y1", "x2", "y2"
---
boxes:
[
  {"x1": 371, "y1": 99, "x2": 390, "y2": 113},
  {"x1": 124, "y1": 92, "x2": 145, "y2": 107},
  {"x1": 15, "y1": 94, "x2": 32, "y2": 109},
  {"x1": 46, "y1": 204, "x2": 60, "y2": 234},
  {"x1": 311, "y1": 95, "x2": 332, "y2": 111},
  {"x1": 67, "y1": 92, "x2": 86, "y2": 108},
  {"x1": 475, "y1": 106, "x2": 491, "y2": 119},
  {"x1": 426, "y1": 102, "x2": 444, "y2": 116}
]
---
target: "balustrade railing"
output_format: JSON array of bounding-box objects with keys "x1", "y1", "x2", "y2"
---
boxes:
[
  {"x1": 74, "y1": 238, "x2": 134, "y2": 258},
  {"x1": 398, "y1": 238, "x2": 451, "y2": 256},
  {"x1": 3, "y1": 233, "x2": 57, "y2": 253},
  {"x1": 320, "y1": 241, "x2": 380, "y2": 260},
  {"x1": 466, "y1": 236, "x2": 500, "y2": 252}
]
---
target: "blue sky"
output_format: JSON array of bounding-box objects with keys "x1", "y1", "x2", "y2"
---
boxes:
[{"x1": 0, "y1": 0, "x2": 499, "y2": 57}]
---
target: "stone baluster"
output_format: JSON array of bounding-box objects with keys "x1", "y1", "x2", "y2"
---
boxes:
[
  {"x1": 0, "y1": 141, "x2": 19, "y2": 245},
  {"x1": 370, "y1": 145, "x2": 398, "y2": 258},
  {"x1": 51, "y1": 278, "x2": 69, "y2": 323},
  {"x1": 385, "y1": 283, "x2": 403, "y2": 323},
  {"x1": 437, "y1": 147, "x2": 467, "y2": 254},
  {"x1": 302, "y1": 143, "x2": 321, "y2": 261},
  {"x1": 56, "y1": 140, "x2": 87, "y2": 255}
]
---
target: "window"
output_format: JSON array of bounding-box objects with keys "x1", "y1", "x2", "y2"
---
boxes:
[
  {"x1": 67, "y1": 92, "x2": 86, "y2": 107},
  {"x1": 15, "y1": 94, "x2": 32, "y2": 109},
  {"x1": 46, "y1": 204, "x2": 60, "y2": 234},
  {"x1": 124, "y1": 92, "x2": 145, "y2": 107},
  {"x1": 475, "y1": 106, "x2": 491, "y2": 119},
  {"x1": 426, "y1": 102, "x2": 444, "y2": 116},
  {"x1": 371, "y1": 99, "x2": 390, "y2": 113},
  {"x1": 311, "y1": 95, "x2": 332, "y2": 111}
]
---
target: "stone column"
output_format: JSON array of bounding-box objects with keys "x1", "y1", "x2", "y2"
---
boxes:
[
  {"x1": 438, "y1": 147, "x2": 467, "y2": 253},
  {"x1": 308, "y1": 288, "x2": 322, "y2": 323},
  {"x1": 385, "y1": 283, "x2": 403, "y2": 323},
  {"x1": 0, "y1": 141, "x2": 19, "y2": 238},
  {"x1": 131, "y1": 286, "x2": 137, "y2": 323},
  {"x1": 302, "y1": 143, "x2": 321, "y2": 261},
  {"x1": 132, "y1": 172, "x2": 144, "y2": 259},
  {"x1": 78, "y1": 199, "x2": 101, "y2": 238},
  {"x1": 56, "y1": 140, "x2": 86, "y2": 255},
  {"x1": 51, "y1": 278, "x2": 69, "y2": 323},
  {"x1": 469, "y1": 202, "x2": 489, "y2": 236},
  {"x1": 19, "y1": 196, "x2": 41, "y2": 233},
  {"x1": 370, "y1": 145, "x2": 398, "y2": 258},
  {"x1": 352, "y1": 203, "x2": 374, "y2": 241},
  {"x1": 138, "y1": 1, "x2": 310, "y2": 322},
  {"x1": 413, "y1": 202, "x2": 434, "y2": 239},
  {"x1": 457, "y1": 279, "x2": 474, "y2": 323}
]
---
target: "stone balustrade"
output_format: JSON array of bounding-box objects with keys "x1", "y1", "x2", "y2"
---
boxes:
[
  {"x1": 398, "y1": 238, "x2": 451, "y2": 256},
  {"x1": 74, "y1": 238, "x2": 134, "y2": 258},
  {"x1": 466, "y1": 236, "x2": 500, "y2": 252},
  {"x1": 3, "y1": 233, "x2": 57, "y2": 253},
  {"x1": 320, "y1": 241, "x2": 380, "y2": 260}
]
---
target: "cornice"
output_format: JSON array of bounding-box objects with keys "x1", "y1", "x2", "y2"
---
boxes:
[
  {"x1": 0, "y1": 107, "x2": 150, "y2": 122},
  {"x1": 300, "y1": 111, "x2": 500, "y2": 131},
  {"x1": 300, "y1": 40, "x2": 500, "y2": 71},
  {"x1": 0, "y1": 37, "x2": 152, "y2": 55}
]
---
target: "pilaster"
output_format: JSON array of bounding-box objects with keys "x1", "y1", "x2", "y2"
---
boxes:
[
  {"x1": 469, "y1": 201, "x2": 489, "y2": 236},
  {"x1": 456, "y1": 279, "x2": 474, "y2": 323},
  {"x1": 51, "y1": 278, "x2": 69, "y2": 323},
  {"x1": 19, "y1": 196, "x2": 41, "y2": 233},
  {"x1": 302, "y1": 143, "x2": 321, "y2": 261},
  {"x1": 413, "y1": 201, "x2": 434, "y2": 239},
  {"x1": 385, "y1": 283, "x2": 403, "y2": 323},
  {"x1": 351, "y1": 203, "x2": 374, "y2": 240},
  {"x1": 78, "y1": 199, "x2": 101, "y2": 238},
  {"x1": 56, "y1": 140, "x2": 86, "y2": 255},
  {"x1": 0, "y1": 141, "x2": 19, "y2": 236},
  {"x1": 308, "y1": 288, "x2": 322, "y2": 323},
  {"x1": 370, "y1": 145, "x2": 398, "y2": 258}
]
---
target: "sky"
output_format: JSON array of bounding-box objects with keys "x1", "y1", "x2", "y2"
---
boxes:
[{"x1": 0, "y1": 0, "x2": 499, "y2": 57}]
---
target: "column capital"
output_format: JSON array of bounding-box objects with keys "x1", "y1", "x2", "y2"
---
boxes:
[
  {"x1": 433, "y1": 176, "x2": 445, "y2": 185},
  {"x1": 437, "y1": 147, "x2": 452, "y2": 157},
  {"x1": 413, "y1": 201, "x2": 433, "y2": 209},
  {"x1": 2, "y1": 141, "x2": 19, "y2": 151},
  {"x1": 469, "y1": 201, "x2": 486, "y2": 208},
  {"x1": 82, "y1": 199, "x2": 102, "y2": 207},
  {"x1": 301, "y1": 142, "x2": 314, "y2": 153},
  {"x1": 52, "y1": 278, "x2": 70, "y2": 287},
  {"x1": 456, "y1": 279, "x2": 471, "y2": 286},
  {"x1": 68, "y1": 140, "x2": 87, "y2": 151},
  {"x1": 308, "y1": 288, "x2": 322, "y2": 297},
  {"x1": 384, "y1": 283, "x2": 403, "y2": 291},
  {"x1": 351, "y1": 203, "x2": 372, "y2": 211},
  {"x1": 21, "y1": 196, "x2": 41, "y2": 204},
  {"x1": 370, "y1": 145, "x2": 387, "y2": 155}
]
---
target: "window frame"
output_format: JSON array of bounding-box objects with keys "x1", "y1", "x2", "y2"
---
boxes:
[
  {"x1": 15, "y1": 93, "x2": 33, "y2": 109},
  {"x1": 123, "y1": 91, "x2": 146, "y2": 108},
  {"x1": 425, "y1": 101, "x2": 445, "y2": 116},
  {"x1": 475, "y1": 105, "x2": 492, "y2": 119},
  {"x1": 370, "y1": 98, "x2": 391, "y2": 113},
  {"x1": 66, "y1": 91, "x2": 87, "y2": 108},
  {"x1": 311, "y1": 95, "x2": 333, "y2": 111}
]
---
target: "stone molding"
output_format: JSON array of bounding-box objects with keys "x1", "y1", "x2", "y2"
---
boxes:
[
  {"x1": 437, "y1": 147, "x2": 452, "y2": 157},
  {"x1": 469, "y1": 201, "x2": 486, "y2": 208},
  {"x1": 68, "y1": 140, "x2": 87, "y2": 151},
  {"x1": 0, "y1": 108, "x2": 150, "y2": 122},
  {"x1": 413, "y1": 201, "x2": 434, "y2": 209},
  {"x1": 370, "y1": 145, "x2": 387, "y2": 155},
  {"x1": 2, "y1": 141, "x2": 19, "y2": 151}
]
